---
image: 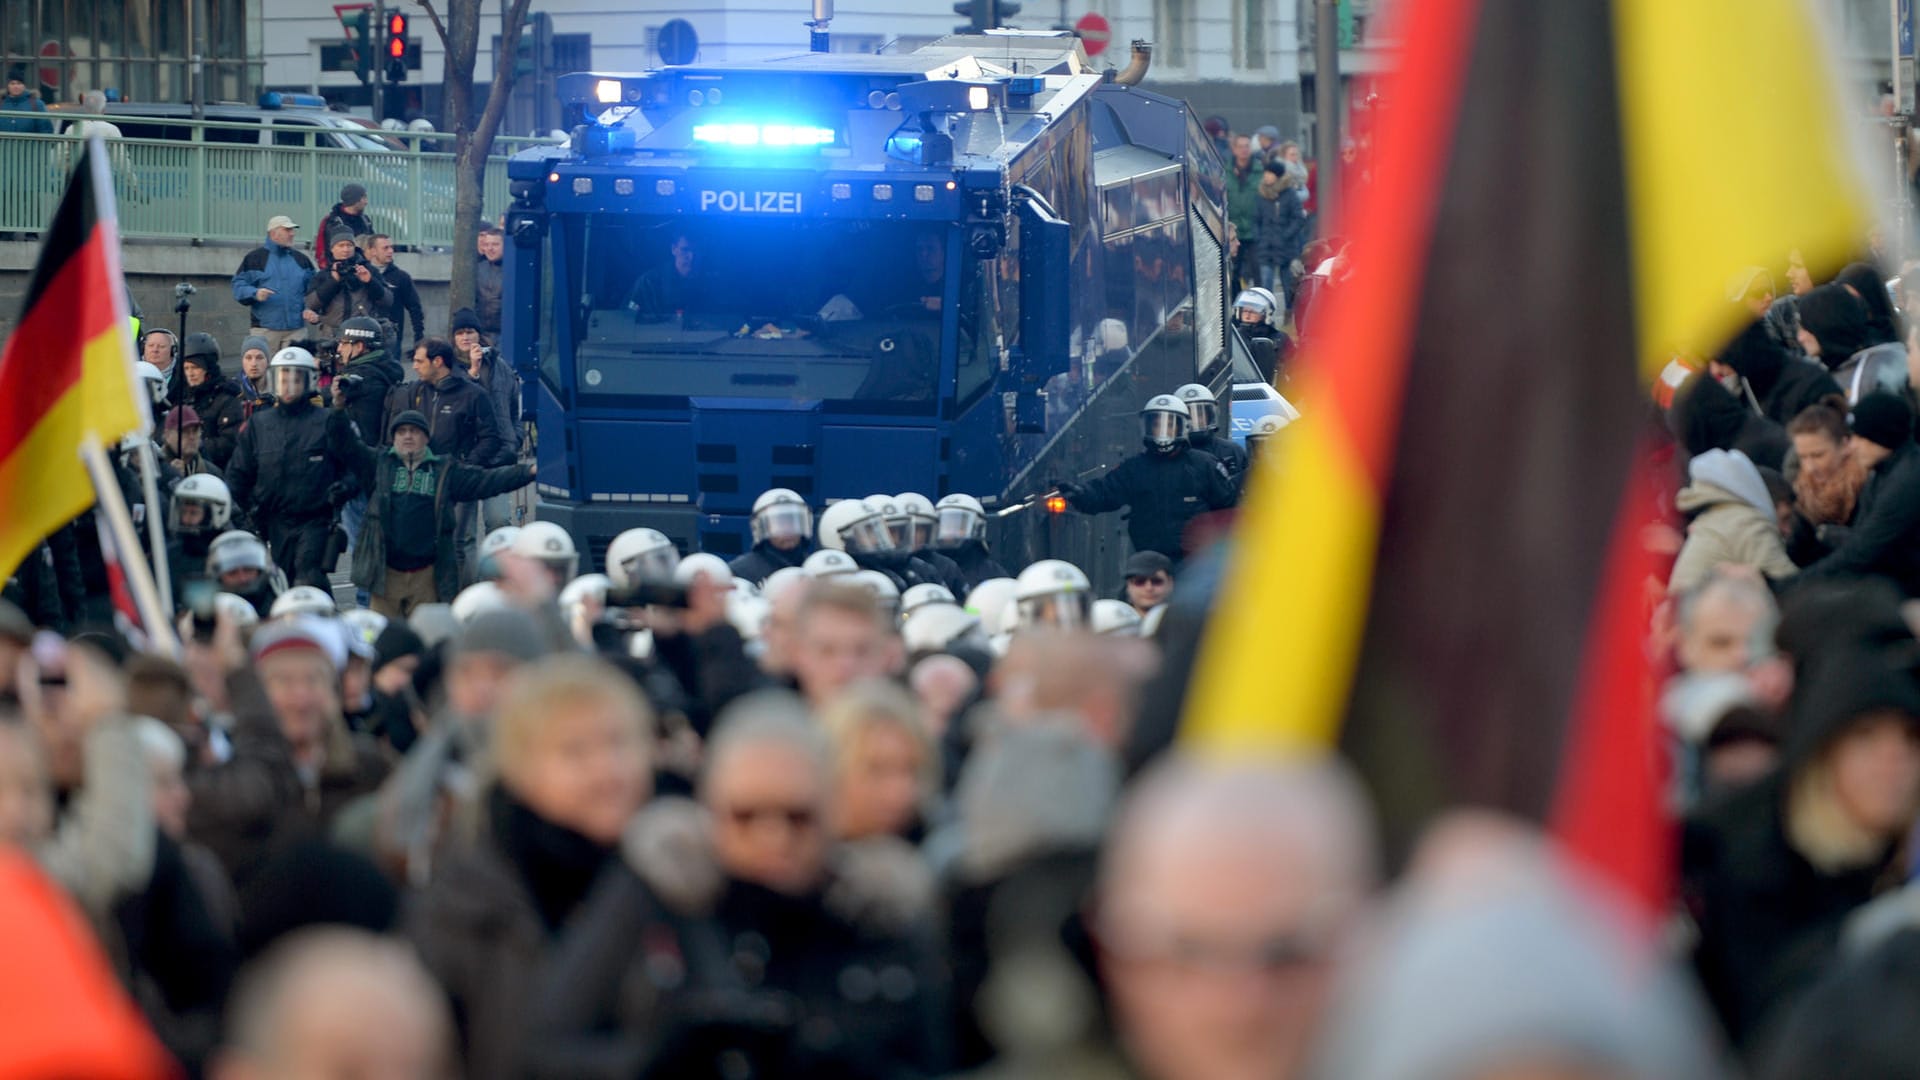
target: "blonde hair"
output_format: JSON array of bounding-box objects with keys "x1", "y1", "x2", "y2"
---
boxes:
[
  {"x1": 818, "y1": 678, "x2": 936, "y2": 799},
  {"x1": 491, "y1": 655, "x2": 654, "y2": 786}
]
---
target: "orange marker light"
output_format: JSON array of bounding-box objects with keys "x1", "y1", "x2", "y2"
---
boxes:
[{"x1": 1045, "y1": 494, "x2": 1068, "y2": 514}]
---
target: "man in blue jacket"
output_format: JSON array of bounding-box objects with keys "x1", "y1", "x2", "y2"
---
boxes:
[
  {"x1": 231, "y1": 215, "x2": 317, "y2": 353},
  {"x1": 0, "y1": 69, "x2": 51, "y2": 134}
]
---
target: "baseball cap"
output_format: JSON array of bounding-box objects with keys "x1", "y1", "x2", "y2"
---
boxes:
[
  {"x1": 1123, "y1": 551, "x2": 1173, "y2": 579},
  {"x1": 266, "y1": 214, "x2": 298, "y2": 231}
]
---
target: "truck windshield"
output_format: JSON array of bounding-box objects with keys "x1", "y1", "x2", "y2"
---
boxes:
[{"x1": 570, "y1": 214, "x2": 950, "y2": 409}]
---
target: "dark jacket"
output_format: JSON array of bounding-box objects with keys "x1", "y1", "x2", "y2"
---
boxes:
[
  {"x1": 381, "y1": 369, "x2": 508, "y2": 467},
  {"x1": 1671, "y1": 373, "x2": 1790, "y2": 473},
  {"x1": 1799, "y1": 441, "x2": 1920, "y2": 597},
  {"x1": 306, "y1": 261, "x2": 392, "y2": 341},
  {"x1": 225, "y1": 398, "x2": 364, "y2": 525},
  {"x1": 186, "y1": 668, "x2": 305, "y2": 891},
  {"x1": 945, "y1": 540, "x2": 1010, "y2": 593},
  {"x1": 728, "y1": 539, "x2": 812, "y2": 586},
  {"x1": 1187, "y1": 428, "x2": 1249, "y2": 493},
  {"x1": 474, "y1": 256, "x2": 504, "y2": 334},
  {"x1": 1717, "y1": 319, "x2": 1844, "y2": 427},
  {"x1": 376, "y1": 261, "x2": 427, "y2": 350},
  {"x1": 349, "y1": 446, "x2": 534, "y2": 601},
  {"x1": 1066, "y1": 444, "x2": 1237, "y2": 561},
  {"x1": 405, "y1": 788, "x2": 617, "y2": 1080},
  {"x1": 314, "y1": 203, "x2": 373, "y2": 269},
  {"x1": 183, "y1": 378, "x2": 246, "y2": 469},
  {"x1": 522, "y1": 802, "x2": 950, "y2": 1080},
  {"x1": 335, "y1": 349, "x2": 405, "y2": 447},
  {"x1": 0, "y1": 90, "x2": 52, "y2": 134},
  {"x1": 231, "y1": 238, "x2": 315, "y2": 332},
  {"x1": 470, "y1": 347, "x2": 521, "y2": 454},
  {"x1": 1253, "y1": 182, "x2": 1309, "y2": 271}
]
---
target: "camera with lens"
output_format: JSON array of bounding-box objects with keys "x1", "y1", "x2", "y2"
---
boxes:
[{"x1": 334, "y1": 250, "x2": 372, "y2": 279}]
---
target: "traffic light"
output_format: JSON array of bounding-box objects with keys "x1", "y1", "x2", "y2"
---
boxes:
[
  {"x1": 386, "y1": 11, "x2": 408, "y2": 83},
  {"x1": 953, "y1": 0, "x2": 1015, "y2": 32},
  {"x1": 351, "y1": 10, "x2": 372, "y2": 85}
]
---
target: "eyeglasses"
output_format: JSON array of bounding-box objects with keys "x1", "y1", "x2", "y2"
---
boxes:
[
  {"x1": 1128, "y1": 575, "x2": 1170, "y2": 587},
  {"x1": 724, "y1": 804, "x2": 819, "y2": 831}
]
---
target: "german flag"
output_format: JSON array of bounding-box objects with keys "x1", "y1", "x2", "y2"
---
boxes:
[
  {"x1": 0, "y1": 136, "x2": 148, "y2": 581},
  {"x1": 1181, "y1": 0, "x2": 1869, "y2": 911}
]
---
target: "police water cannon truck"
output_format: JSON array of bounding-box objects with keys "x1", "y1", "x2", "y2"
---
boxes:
[{"x1": 502, "y1": 27, "x2": 1265, "y2": 586}]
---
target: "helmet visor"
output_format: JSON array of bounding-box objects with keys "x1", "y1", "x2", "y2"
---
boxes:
[
  {"x1": 753, "y1": 504, "x2": 812, "y2": 544},
  {"x1": 273, "y1": 368, "x2": 310, "y2": 401},
  {"x1": 1017, "y1": 592, "x2": 1089, "y2": 631},
  {"x1": 619, "y1": 545, "x2": 679, "y2": 585},
  {"x1": 1185, "y1": 400, "x2": 1216, "y2": 431},
  {"x1": 935, "y1": 507, "x2": 982, "y2": 548},
  {"x1": 842, "y1": 513, "x2": 894, "y2": 553},
  {"x1": 168, "y1": 495, "x2": 222, "y2": 535},
  {"x1": 1143, "y1": 412, "x2": 1186, "y2": 446},
  {"x1": 885, "y1": 513, "x2": 914, "y2": 551},
  {"x1": 909, "y1": 513, "x2": 936, "y2": 551}
]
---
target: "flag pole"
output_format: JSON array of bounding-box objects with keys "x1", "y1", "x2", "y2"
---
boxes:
[
  {"x1": 133, "y1": 440, "x2": 174, "y2": 614},
  {"x1": 78, "y1": 436, "x2": 180, "y2": 657}
]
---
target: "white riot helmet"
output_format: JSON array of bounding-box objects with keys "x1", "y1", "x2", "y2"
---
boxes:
[
  {"x1": 135, "y1": 360, "x2": 168, "y2": 405},
  {"x1": 271, "y1": 585, "x2": 337, "y2": 619},
  {"x1": 902, "y1": 603, "x2": 982, "y2": 654},
  {"x1": 1234, "y1": 287, "x2": 1277, "y2": 322},
  {"x1": 513, "y1": 521, "x2": 579, "y2": 581},
  {"x1": 817, "y1": 498, "x2": 892, "y2": 553},
  {"x1": 1091, "y1": 598, "x2": 1143, "y2": 636},
  {"x1": 207, "y1": 530, "x2": 270, "y2": 582},
  {"x1": 477, "y1": 526, "x2": 521, "y2": 581},
  {"x1": 863, "y1": 495, "x2": 906, "y2": 552},
  {"x1": 215, "y1": 592, "x2": 261, "y2": 630},
  {"x1": 1141, "y1": 394, "x2": 1190, "y2": 452},
  {"x1": 728, "y1": 592, "x2": 771, "y2": 642},
  {"x1": 900, "y1": 582, "x2": 957, "y2": 619},
  {"x1": 559, "y1": 573, "x2": 611, "y2": 628},
  {"x1": 605, "y1": 528, "x2": 678, "y2": 591},
  {"x1": 850, "y1": 569, "x2": 900, "y2": 616},
  {"x1": 1173, "y1": 383, "x2": 1219, "y2": 433},
  {"x1": 762, "y1": 567, "x2": 811, "y2": 603},
  {"x1": 451, "y1": 581, "x2": 509, "y2": 624},
  {"x1": 803, "y1": 549, "x2": 858, "y2": 578},
  {"x1": 675, "y1": 552, "x2": 734, "y2": 588},
  {"x1": 893, "y1": 493, "x2": 938, "y2": 551},
  {"x1": 269, "y1": 346, "x2": 319, "y2": 401},
  {"x1": 933, "y1": 493, "x2": 986, "y2": 550},
  {"x1": 170, "y1": 474, "x2": 232, "y2": 535},
  {"x1": 965, "y1": 577, "x2": 1019, "y2": 634},
  {"x1": 340, "y1": 608, "x2": 389, "y2": 650},
  {"x1": 750, "y1": 488, "x2": 813, "y2": 547},
  {"x1": 1013, "y1": 559, "x2": 1092, "y2": 631},
  {"x1": 1247, "y1": 413, "x2": 1292, "y2": 455}
]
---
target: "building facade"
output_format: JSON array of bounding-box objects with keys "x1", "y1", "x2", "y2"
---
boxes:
[
  {"x1": 260, "y1": 0, "x2": 1301, "y2": 137},
  {"x1": 2, "y1": 0, "x2": 262, "y2": 106}
]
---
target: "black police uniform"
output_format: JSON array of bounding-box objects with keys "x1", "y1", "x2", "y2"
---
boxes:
[
  {"x1": 944, "y1": 540, "x2": 1011, "y2": 592},
  {"x1": 1188, "y1": 427, "x2": 1249, "y2": 495},
  {"x1": 1063, "y1": 442, "x2": 1237, "y2": 562},
  {"x1": 728, "y1": 538, "x2": 813, "y2": 586},
  {"x1": 225, "y1": 393, "x2": 363, "y2": 590}
]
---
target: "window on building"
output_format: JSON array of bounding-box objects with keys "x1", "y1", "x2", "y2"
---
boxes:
[
  {"x1": 1154, "y1": 0, "x2": 1188, "y2": 67},
  {"x1": 1234, "y1": 0, "x2": 1266, "y2": 69}
]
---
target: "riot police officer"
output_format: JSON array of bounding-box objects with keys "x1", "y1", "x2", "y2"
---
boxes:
[
  {"x1": 1058, "y1": 395, "x2": 1235, "y2": 563},
  {"x1": 225, "y1": 346, "x2": 364, "y2": 590},
  {"x1": 729, "y1": 488, "x2": 815, "y2": 585},
  {"x1": 931, "y1": 493, "x2": 1010, "y2": 592},
  {"x1": 1174, "y1": 383, "x2": 1248, "y2": 493}
]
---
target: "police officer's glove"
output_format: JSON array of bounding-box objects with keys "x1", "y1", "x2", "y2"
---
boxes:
[
  {"x1": 1054, "y1": 482, "x2": 1083, "y2": 503},
  {"x1": 326, "y1": 481, "x2": 355, "y2": 509}
]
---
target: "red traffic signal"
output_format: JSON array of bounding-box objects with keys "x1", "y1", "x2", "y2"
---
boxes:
[{"x1": 387, "y1": 12, "x2": 407, "y2": 59}]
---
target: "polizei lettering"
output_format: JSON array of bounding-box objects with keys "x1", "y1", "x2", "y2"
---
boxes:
[{"x1": 699, "y1": 189, "x2": 804, "y2": 213}]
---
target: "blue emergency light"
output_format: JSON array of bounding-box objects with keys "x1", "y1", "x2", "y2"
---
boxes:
[
  {"x1": 258, "y1": 92, "x2": 328, "y2": 109},
  {"x1": 691, "y1": 122, "x2": 836, "y2": 148}
]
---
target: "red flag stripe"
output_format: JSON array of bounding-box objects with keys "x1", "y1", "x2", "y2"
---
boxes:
[{"x1": 0, "y1": 227, "x2": 117, "y2": 461}]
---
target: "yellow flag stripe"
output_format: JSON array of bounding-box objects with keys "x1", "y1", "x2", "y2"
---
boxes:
[
  {"x1": 1180, "y1": 402, "x2": 1382, "y2": 756},
  {"x1": 1615, "y1": 0, "x2": 1872, "y2": 373},
  {"x1": 0, "y1": 327, "x2": 144, "y2": 581}
]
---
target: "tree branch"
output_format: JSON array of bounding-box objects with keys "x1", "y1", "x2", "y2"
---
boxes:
[
  {"x1": 470, "y1": 0, "x2": 534, "y2": 157},
  {"x1": 413, "y1": 0, "x2": 449, "y2": 52}
]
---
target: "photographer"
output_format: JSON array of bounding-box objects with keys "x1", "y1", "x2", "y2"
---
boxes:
[
  {"x1": 330, "y1": 317, "x2": 403, "y2": 450},
  {"x1": 305, "y1": 229, "x2": 391, "y2": 344}
]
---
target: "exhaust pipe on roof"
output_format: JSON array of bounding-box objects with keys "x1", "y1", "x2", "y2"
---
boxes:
[
  {"x1": 809, "y1": 0, "x2": 833, "y2": 52},
  {"x1": 1110, "y1": 40, "x2": 1151, "y2": 85}
]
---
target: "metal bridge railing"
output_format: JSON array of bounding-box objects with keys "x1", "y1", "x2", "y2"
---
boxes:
[{"x1": 0, "y1": 121, "x2": 556, "y2": 249}]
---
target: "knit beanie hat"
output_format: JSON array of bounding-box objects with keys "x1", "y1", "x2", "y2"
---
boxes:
[
  {"x1": 241, "y1": 334, "x2": 270, "y2": 356},
  {"x1": 1850, "y1": 391, "x2": 1914, "y2": 450}
]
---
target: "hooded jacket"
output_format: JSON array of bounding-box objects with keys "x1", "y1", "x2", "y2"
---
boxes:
[
  {"x1": 230, "y1": 236, "x2": 315, "y2": 331},
  {"x1": 1798, "y1": 282, "x2": 1909, "y2": 403},
  {"x1": 335, "y1": 348, "x2": 404, "y2": 448},
  {"x1": 1716, "y1": 318, "x2": 1843, "y2": 426},
  {"x1": 179, "y1": 353, "x2": 246, "y2": 468},
  {"x1": 1835, "y1": 262, "x2": 1901, "y2": 347},
  {"x1": 1671, "y1": 373, "x2": 1789, "y2": 472},
  {"x1": 1685, "y1": 644, "x2": 1920, "y2": 1048},
  {"x1": 1669, "y1": 449, "x2": 1797, "y2": 594}
]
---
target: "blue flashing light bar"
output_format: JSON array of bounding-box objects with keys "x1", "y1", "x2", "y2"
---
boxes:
[
  {"x1": 258, "y1": 91, "x2": 327, "y2": 109},
  {"x1": 692, "y1": 122, "x2": 835, "y2": 148}
]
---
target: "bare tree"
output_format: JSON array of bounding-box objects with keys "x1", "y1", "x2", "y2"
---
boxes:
[{"x1": 417, "y1": 0, "x2": 532, "y2": 312}]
